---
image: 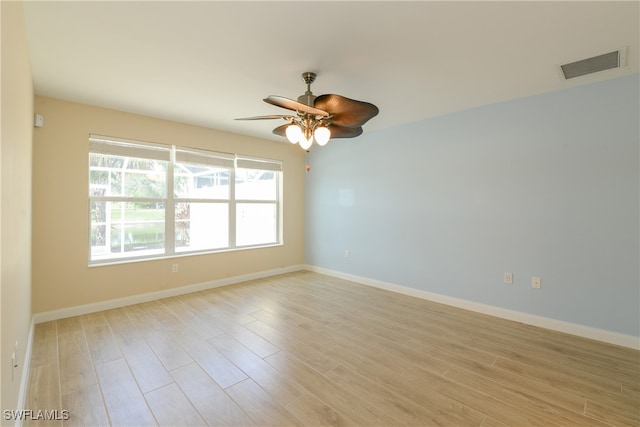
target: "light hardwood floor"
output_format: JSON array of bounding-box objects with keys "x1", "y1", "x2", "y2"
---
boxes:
[{"x1": 25, "y1": 271, "x2": 639, "y2": 426}]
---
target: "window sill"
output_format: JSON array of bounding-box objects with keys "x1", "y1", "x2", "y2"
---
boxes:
[{"x1": 88, "y1": 242, "x2": 284, "y2": 268}]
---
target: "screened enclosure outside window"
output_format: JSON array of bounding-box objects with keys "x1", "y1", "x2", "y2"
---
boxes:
[
  {"x1": 173, "y1": 147, "x2": 233, "y2": 253},
  {"x1": 89, "y1": 135, "x2": 282, "y2": 264},
  {"x1": 235, "y1": 161, "x2": 281, "y2": 247}
]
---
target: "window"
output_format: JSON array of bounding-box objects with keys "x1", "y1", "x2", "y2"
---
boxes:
[
  {"x1": 89, "y1": 135, "x2": 282, "y2": 264},
  {"x1": 235, "y1": 158, "x2": 281, "y2": 247}
]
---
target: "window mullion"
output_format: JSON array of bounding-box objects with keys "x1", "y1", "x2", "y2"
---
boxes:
[
  {"x1": 229, "y1": 162, "x2": 237, "y2": 248},
  {"x1": 234, "y1": 199, "x2": 276, "y2": 204},
  {"x1": 277, "y1": 171, "x2": 282, "y2": 244},
  {"x1": 166, "y1": 147, "x2": 176, "y2": 255}
]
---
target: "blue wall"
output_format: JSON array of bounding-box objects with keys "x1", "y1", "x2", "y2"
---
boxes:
[{"x1": 305, "y1": 74, "x2": 639, "y2": 337}]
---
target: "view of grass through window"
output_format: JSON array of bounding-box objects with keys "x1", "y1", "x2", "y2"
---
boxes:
[{"x1": 89, "y1": 135, "x2": 281, "y2": 264}]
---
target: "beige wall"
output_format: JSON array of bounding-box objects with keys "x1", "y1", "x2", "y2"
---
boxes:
[
  {"x1": 32, "y1": 96, "x2": 305, "y2": 314},
  {"x1": 1, "y1": 0, "x2": 34, "y2": 414}
]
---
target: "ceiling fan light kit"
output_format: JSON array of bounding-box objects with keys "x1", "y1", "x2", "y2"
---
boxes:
[
  {"x1": 285, "y1": 114, "x2": 331, "y2": 148},
  {"x1": 236, "y1": 72, "x2": 379, "y2": 150}
]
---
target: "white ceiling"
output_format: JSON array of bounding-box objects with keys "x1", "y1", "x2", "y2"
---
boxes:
[{"x1": 23, "y1": 1, "x2": 639, "y2": 143}]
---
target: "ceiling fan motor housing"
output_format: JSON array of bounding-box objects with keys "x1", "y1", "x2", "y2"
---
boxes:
[{"x1": 298, "y1": 93, "x2": 316, "y2": 106}]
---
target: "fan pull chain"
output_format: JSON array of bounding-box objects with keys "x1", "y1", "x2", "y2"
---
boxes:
[{"x1": 305, "y1": 150, "x2": 311, "y2": 173}]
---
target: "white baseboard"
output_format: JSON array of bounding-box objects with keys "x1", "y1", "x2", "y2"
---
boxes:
[
  {"x1": 32, "y1": 264, "x2": 305, "y2": 324},
  {"x1": 30, "y1": 263, "x2": 639, "y2": 350},
  {"x1": 304, "y1": 265, "x2": 640, "y2": 350},
  {"x1": 22, "y1": 265, "x2": 304, "y2": 424},
  {"x1": 15, "y1": 321, "x2": 35, "y2": 427}
]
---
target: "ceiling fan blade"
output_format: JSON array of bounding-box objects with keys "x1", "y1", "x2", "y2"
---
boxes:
[
  {"x1": 314, "y1": 94, "x2": 379, "y2": 128},
  {"x1": 235, "y1": 115, "x2": 291, "y2": 120},
  {"x1": 272, "y1": 124, "x2": 288, "y2": 137},
  {"x1": 264, "y1": 95, "x2": 329, "y2": 117},
  {"x1": 327, "y1": 124, "x2": 363, "y2": 138},
  {"x1": 272, "y1": 123, "x2": 363, "y2": 139}
]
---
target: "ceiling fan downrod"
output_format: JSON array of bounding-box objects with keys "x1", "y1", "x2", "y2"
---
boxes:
[{"x1": 298, "y1": 72, "x2": 317, "y2": 107}]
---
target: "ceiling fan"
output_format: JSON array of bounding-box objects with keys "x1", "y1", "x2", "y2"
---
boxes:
[{"x1": 236, "y1": 72, "x2": 379, "y2": 150}]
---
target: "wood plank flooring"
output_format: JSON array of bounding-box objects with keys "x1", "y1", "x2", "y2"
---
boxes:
[{"x1": 24, "y1": 271, "x2": 640, "y2": 426}]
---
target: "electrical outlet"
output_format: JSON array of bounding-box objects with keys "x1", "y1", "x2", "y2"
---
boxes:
[
  {"x1": 532, "y1": 276, "x2": 541, "y2": 289},
  {"x1": 345, "y1": 249, "x2": 350, "y2": 258},
  {"x1": 172, "y1": 264, "x2": 179, "y2": 273},
  {"x1": 504, "y1": 272, "x2": 513, "y2": 284}
]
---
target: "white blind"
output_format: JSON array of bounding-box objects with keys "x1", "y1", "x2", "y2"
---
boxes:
[
  {"x1": 89, "y1": 135, "x2": 171, "y2": 161},
  {"x1": 237, "y1": 156, "x2": 282, "y2": 171},
  {"x1": 90, "y1": 135, "x2": 281, "y2": 171},
  {"x1": 176, "y1": 147, "x2": 235, "y2": 168}
]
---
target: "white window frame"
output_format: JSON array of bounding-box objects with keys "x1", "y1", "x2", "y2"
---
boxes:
[
  {"x1": 88, "y1": 134, "x2": 283, "y2": 265},
  {"x1": 235, "y1": 156, "x2": 282, "y2": 248}
]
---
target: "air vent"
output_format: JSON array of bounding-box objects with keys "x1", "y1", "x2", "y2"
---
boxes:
[{"x1": 561, "y1": 49, "x2": 625, "y2": 79}]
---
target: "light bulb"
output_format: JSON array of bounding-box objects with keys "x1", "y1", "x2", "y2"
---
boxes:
[
  {"x1": 314, "y1": 126, "x2": 331, "y2": 146},
  {"x1": 299, "y1": 135, "x2": 313, "y2": 150},
  {"x1": 286, "y1": 124, "x2": 301, "y2": 144}
]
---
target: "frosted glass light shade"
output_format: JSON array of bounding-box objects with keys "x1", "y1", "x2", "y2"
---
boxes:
[
  {"x1": 314, "y1": 127, "x2": 331, "y2": 146},
  {"x1": 299, "y1": 135, "x2": 313, "y2": 150},
  {"x1": 286, "y1": 124, "x2": 301, "y2": 143}
]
